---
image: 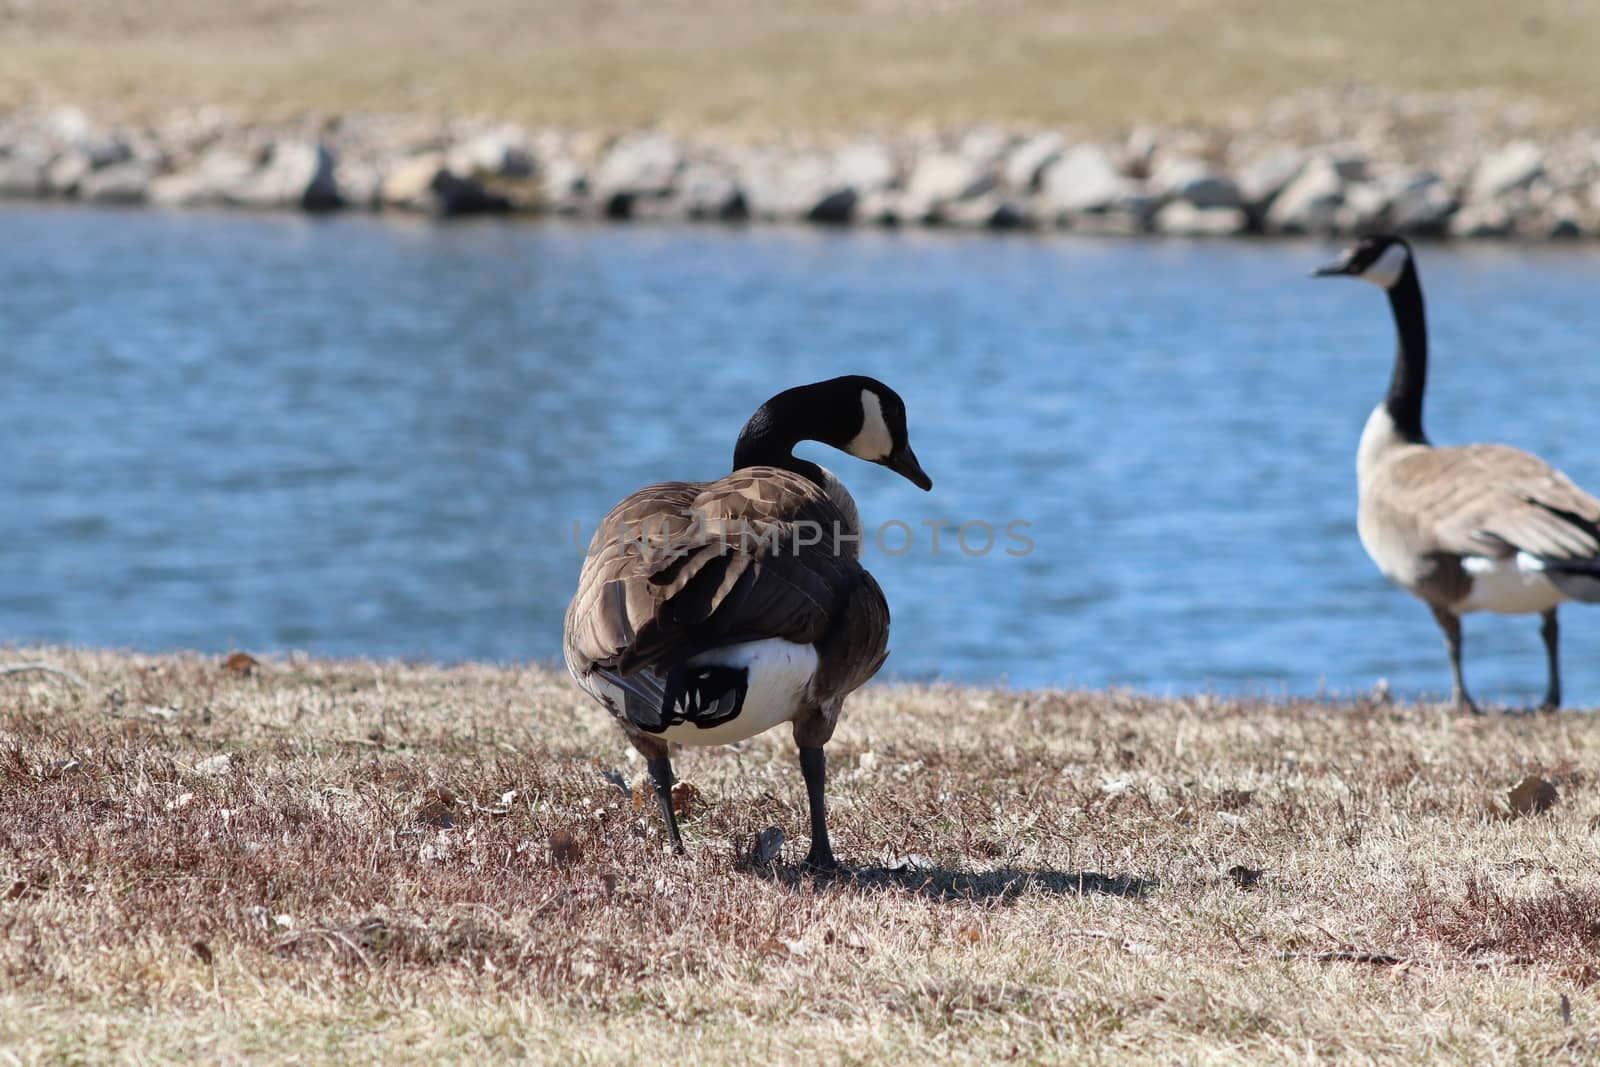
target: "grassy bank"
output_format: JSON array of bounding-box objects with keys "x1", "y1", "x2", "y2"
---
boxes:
[
  {"x1": 2, "y1": 649, "x2": 1598, "y2": 1062},
  {"x1": 2, "y1": 0, "x2": 1598, "y2": 130}
]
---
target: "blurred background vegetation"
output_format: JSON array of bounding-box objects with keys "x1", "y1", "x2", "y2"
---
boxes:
[{"x1": 2, "y1": 0, "x2": 1597, "y2": 130}]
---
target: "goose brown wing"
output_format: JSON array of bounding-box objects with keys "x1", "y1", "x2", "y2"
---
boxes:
[
  {"x1": 564, "y1": 481, "x2": 701, "y2": 673},
  {"x1": 1370, "y1": 444, "x2": 1600, "y2": 564},
  {"x1": 564, "y1": 467, "x2": 888, "y2": 692}
]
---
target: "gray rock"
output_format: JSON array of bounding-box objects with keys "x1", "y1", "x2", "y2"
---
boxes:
[
  {"x1": 539, "y1": 154, "x2": 589, "y2": 206},
  {"x1": 984, "y1": 199, "x2": 1033, "y2": 230},
  {"x1": 1153, "y1": 200, "x2": 1249, "y2": 236},
  {"x1": 1333, "y1": 181, "x2": 1394, "y2": 233},
  {"x1": 1329, "y1": 154, "x2": 1370, "y2": 182},
  {"x1": 426, "y1": 169, "x2": 513, "y2": 216},
  {"x1": 79, "y1": 161, "x2": 151, "y2": 204},
  {"x1": 1527, "y1": 194, "x2": 1588, "y2": 239},
  {"x1": 1263, "y1": 157, "x2": 1344, "y2": 234},
  {"x1": 807, "y1": 188, "x2": 857, "y2": 225},
  {"x1": 1390, "y1": 175, "x2": 1457, "y2": 235},
  {"x1": 1152, "y1": 157, "x2": 1241, "y2": 209},
  {"x1": 739, "y1": 153, "x2": 832, "y2": 222},
  {"x1": 831, "y1": 142, "x2": 897, "y2": 195},
  {"x1": 1235, "y1": 147, "x2": 1305, "y2": 210},
  {"x1": 900, "y1": 150, "x2": 991, "y2": 220},
  {"x1": 449, "y1": 126, "x2": 534, "y2": 179},
  {"x1": 1003, "y1": 131, "x2": 1062, "y2": 192},
  {"x1": 958, "y1": 125, "x2": 1010, "y2": 167},
  {"x1": 1040, "y1": 144, "x2": 1125, "y2": 214},
  {"x1": 0, "y1": 150, "x2": 51, "y2": 197},
  {"x1": 677, "y1": 164, "x2": 746, "y2": 221},
  {"x1": 1113, "y1": 187, "x2": 1162, "y2": 226},
  {"x1": 854, "y1": 189, "x2": 900, "y2": 227},
  {"x1": 149, "y1": 145, "x2": 257, "y2": 207},
  {"x1": 1181, "y1": 173, "x2": 1242, "y2": 210},
  {"x1": 593, "y1": 132, "x2": 681, "y2": 200},
  {"x1": 46, "y1": 106, "x2": 93, "y2": 145},
  {"x1": 333, "y1": 158, "x2": 386, "y2": 210},
  {"x1": 226, "y1": 142, "x2": 339, "y2": 210},
  {"x1": 1471, "y1": 141, "x2": 1544, "y2": 202},
  {"x1": 942, "y1": 194, "x2": 1033, "y2": 230},
  {"x1": 1448, "y1": 200, "x2": 1514, "y2": 238},
  {"x1": 1123, "y1": 126, "x2": 1162, "y2": 178},
  {"x1": 380, "y1": 153, "x2": 447, "y2": 207},
  {"x1": 79, "y1": 133, "x2": 132, "y2": 169},
  {"x1": 378, "y1": 153, "x2": 508, "y2": 215},
  {"x1": 46, "y1": 149, "x2": 92, "y2": 196}
]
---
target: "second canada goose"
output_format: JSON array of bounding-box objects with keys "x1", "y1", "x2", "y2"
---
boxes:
[
  {"x1": 1314, "y1": 234, "x2": 1600, "y2": 713},
  {"x1": 564, "y1": 376, "x2": 932, "y2": 868}
]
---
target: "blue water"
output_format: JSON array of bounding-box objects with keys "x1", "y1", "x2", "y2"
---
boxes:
[{"x1": 4, "y1": 203, "x2": 1600, "y2": 704}]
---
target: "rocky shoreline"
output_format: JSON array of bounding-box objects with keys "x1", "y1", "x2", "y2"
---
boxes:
[{"x1": 3, "y1": 92, "x2": 1599, "y2": 239}]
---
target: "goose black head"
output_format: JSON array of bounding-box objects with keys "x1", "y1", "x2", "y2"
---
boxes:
[
  {"x1": 832, "y1": 375, "x2": 933, "y2": 491},
  {"x1": 1312, "y1": 234, "x2": 1414, "y2": 290},
  {"x1": 735, "y1": 375, "x2": 933, "y2": 491}
]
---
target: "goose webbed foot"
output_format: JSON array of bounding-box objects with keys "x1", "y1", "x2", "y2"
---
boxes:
[
  {"x1": 801, "y1": 844, "x2": 840, "y2": 874},
  {"x1": 646, "y1": 755, "x2": 686, "y2": 856}
]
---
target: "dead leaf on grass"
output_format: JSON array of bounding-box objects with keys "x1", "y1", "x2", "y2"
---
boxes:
[
  {"x1": 549, "y1": 829, "x2": 582, "y2": 866},
  {"x1": 1508, "y1": 775, "x2": 1558, "y2": 817},
  {"x1": 669, "y1": 781, "x2": 703, "y2": 817},
  {"x1": 416, "y1": 788, "x2": 457, "y2": 829},
  {"x1": 749, "y1": 827, "x2": 785, "y2": 865},
  {"x1": 1227, "y1": 865, "x2": 1264, "y2": 890},
  {"x1": 1217, "y1": 789, "x2": 1254, "y2": 811}
]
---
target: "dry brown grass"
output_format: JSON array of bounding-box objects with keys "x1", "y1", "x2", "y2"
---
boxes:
[
  {"x1": 1, "y1": 0, "x2": 1598, "y2": 131},
  {"x1": 3, "y1": 647, "x2": 1600, "y2": 1063}
]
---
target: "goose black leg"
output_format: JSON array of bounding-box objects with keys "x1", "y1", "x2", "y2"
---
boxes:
[
  {"x1": 1540, "y1": 608, "x2": 1561, "y2": 712},
  {"x1": 645, "y1": 756, "x2": 685, "y2": 855},
  {"x1": 1429, "y1": 604, "x2": 1481, "y2": 715},
  {"x1": 797, "y1": 746, "x2": 837, "y2": 872}
]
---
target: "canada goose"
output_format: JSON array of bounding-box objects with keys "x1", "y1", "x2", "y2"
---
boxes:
[
  {"x1": 1314, "y1": 234, "x2": 1600, "y2": 713},
  {"x1": 564, "y1": 376, "x2": 932, "y2": 868}
]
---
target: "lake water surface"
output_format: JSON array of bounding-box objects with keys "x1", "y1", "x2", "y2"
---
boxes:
[{"x1": 5, "y1": 204, "x2": 1600, "y2": 703}]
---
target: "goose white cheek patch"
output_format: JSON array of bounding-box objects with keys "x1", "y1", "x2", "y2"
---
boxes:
[
  {"x1": 1359, "y1": 243, "x2": 1410, "y2": 289},
  {"x1": 846, "y1": 389, "x2": 893, "y2": 462}
]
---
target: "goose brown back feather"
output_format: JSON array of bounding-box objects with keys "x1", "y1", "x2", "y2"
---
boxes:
[
  {"x1": 1361, "y1": 442, "x2": 1600, "y2": 600},
  {"x1": 563, "y1": 465, "x2": 889, "y2": 704}
]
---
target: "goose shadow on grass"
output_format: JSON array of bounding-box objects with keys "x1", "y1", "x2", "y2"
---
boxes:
[{"x1": 746, "y1": 861, "x2": 1154, "y2": 904}]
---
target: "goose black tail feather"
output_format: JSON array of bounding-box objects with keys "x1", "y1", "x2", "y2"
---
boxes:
[
  {"x1": 1523, "y1": 496, "x2": 1600, "y2": 544},
  {"x1": 634, "y1": 665, "x2": 749, "y2": 734},
  {"x1": 1519, "y1": 497, "x2": 1600, "y2": 601}
]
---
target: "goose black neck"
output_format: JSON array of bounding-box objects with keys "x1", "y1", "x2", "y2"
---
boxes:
[
  {"x1": 732, "y1": 386, "x2": 828, "y2": 486},
  {"x1": 1384, "y1": 262, "x2": 1429, "y2": 444}
]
